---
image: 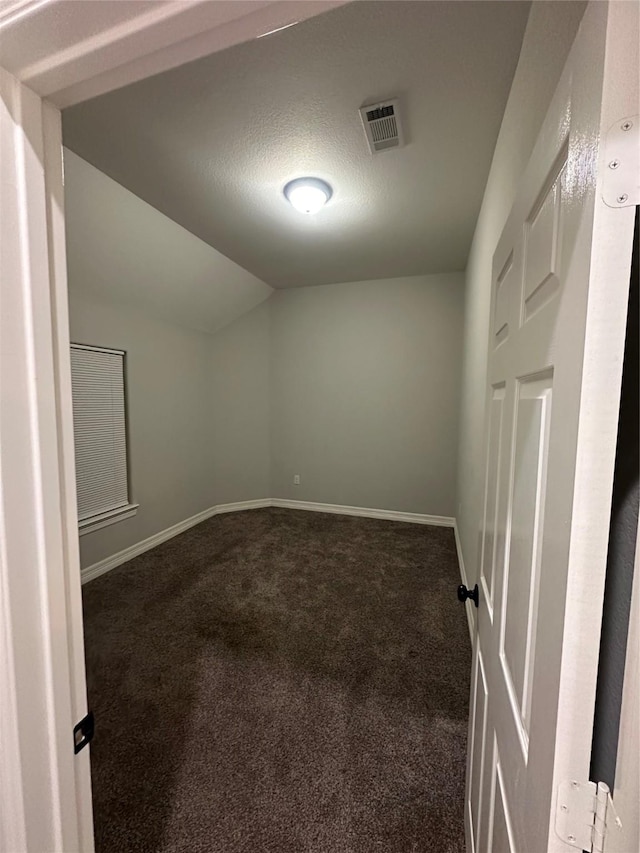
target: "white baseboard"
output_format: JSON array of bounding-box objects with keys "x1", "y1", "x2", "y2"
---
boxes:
[
  {"x1": 81, "y1": 499, "x2": 270, "y2": 584},
  {"x1": 215, "y1": 499, "x2": 272, "y2": 515},
  {"x1": 454, "y1": 520, "x2": 475, "y2": 643},
  {"x1": 270, "y1": 498, "x2": 455, "y2": 528},
  {"x1": 82, "y1": 497, "x2": 456, "y2": 584}
]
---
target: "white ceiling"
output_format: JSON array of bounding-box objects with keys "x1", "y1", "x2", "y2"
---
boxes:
[{"x1": 62, "y1": 1, "x2": 532, "y2": 289}]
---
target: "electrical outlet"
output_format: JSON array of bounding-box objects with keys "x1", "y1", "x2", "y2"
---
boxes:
[{"x1": 293, "y1": 474, "x2": 301, "y2": 485}]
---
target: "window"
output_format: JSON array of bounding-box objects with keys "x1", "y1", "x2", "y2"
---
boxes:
[{"x1": 70, "y1": 344, "x2": 138, "y2": 534}]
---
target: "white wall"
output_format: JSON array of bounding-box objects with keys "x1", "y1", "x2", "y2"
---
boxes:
[
  {"x1": 69, "y1": 270, "x2": 464, "y2": 569},
  {"x1": 456, "y1": 2, "x2": 587, "y2": 585},
  {"x1": 209, "y1": 300, "x2": 271, "y2": 504},
  {"x1": 71, "y1": 292, "x2": 274, "y2": 570},
  {"x1": 65, "y1": 152, "x2": 274, "y2": 568},
  {"x1": 270, "y1": 274, "x2": 465, "y2": 516},
  {"x1": 70, "y1": 290, "x2": 215, "y2": 568}
]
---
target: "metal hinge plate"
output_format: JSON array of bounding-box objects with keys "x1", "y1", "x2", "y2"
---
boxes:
[
  {"x1": 602, "y1": 115, "x2": 639, "y2": 208},
  {"x1": 73, "y1": 710, "x2": 94, "y2": 754},
  {"x1": 555, "y1": 779, "x2": 622, "y2": 852}
]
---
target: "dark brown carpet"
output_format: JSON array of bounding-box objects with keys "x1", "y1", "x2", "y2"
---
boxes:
[{"x1": 82, "y1": 507, "x2": 471, "y2": 852}]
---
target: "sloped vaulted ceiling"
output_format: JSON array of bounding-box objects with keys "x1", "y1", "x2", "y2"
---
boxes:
[
  {"x1": 64, "y1": 150, "x2": 273, "y2": 334},
  {"x1": 62, "y1": 1, "x2": 532, "y2": 289}
]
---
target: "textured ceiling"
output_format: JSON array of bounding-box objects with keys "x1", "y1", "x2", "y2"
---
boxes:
[{"x1": 62, "y1": 1, "x2": 531, "y2": 289}]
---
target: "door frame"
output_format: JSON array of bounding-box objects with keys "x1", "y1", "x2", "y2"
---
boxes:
[{"x1": 0, "y1": 1, "x2": 636, "y2": 850}]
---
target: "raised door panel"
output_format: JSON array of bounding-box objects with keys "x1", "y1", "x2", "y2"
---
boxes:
[
  {"x1": 479, "y1": 385, "x2": 506, "y2": 620},
  {"x1": 491, "y1": 750, "x2": 516, "y2": 853},
  {"x1": 521, "y1": 147, "x2": 567, "y2": 324},
  {"x1": 501, "y1": 374, "x2": 553, "y2": 756},
  {"x1": 468, "y1": 645, "x2": 490, "y2": 853},
  {"x1": 493, "y1": 252, "x2": 515, "y2": 348}
]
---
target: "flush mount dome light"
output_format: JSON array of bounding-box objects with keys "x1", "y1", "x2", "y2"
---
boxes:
[{"x1": 284, "y1": 177, "x2": 332, "y2": 214}]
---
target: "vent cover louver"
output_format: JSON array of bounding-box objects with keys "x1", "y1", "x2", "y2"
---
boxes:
[{"x1": 359, "y1": 99, "x2": 404, "y2": 154}]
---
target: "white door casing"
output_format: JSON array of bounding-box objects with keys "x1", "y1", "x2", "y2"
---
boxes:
[
  {"x1": 465, "y1": 2, "x2": 638, "y2": 852},
  {"x1": 0, "y1": 0, "x2": 347, "y2": 109},
  {"x1": 0, "y1": 68, "x2": 93, "y2": 852}
]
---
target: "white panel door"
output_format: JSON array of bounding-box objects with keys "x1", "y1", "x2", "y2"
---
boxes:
[{"x1": 465, "y1": 3, "x2": 638, "y2": 852}]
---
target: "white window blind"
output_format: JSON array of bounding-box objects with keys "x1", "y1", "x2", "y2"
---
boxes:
[{"x1": 70, "y1": 344, "x2": 130, "y2": 523}]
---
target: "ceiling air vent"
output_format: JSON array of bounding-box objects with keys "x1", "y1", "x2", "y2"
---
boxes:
[{"x1": 359, "y1": 99, "x2": 404, "y2": 154}]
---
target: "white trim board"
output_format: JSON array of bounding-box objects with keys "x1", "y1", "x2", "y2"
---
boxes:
[
  {"x1": 80, "y1": 499, "x2": 270, "y2": 584},
  {"x1": 81, "y1": 498, "x2": 458, "y2": 585},
  {"x1": 270, "y1": 499, "x2": 455, "y2": 527},
  {"x1": 79, "y1": 502, "x2": 139, "y2": 536}
]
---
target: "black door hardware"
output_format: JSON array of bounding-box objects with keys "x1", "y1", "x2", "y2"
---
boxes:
[
  {"x1": 457, "y1": 583, "x2": 479, "y2": 608},
  {"x1": 73, "y1": 711, "x2": 94, "y2": 754}
]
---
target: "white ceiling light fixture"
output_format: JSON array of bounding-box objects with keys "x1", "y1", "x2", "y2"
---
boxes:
[{"x1": 284, "y1": 177, "x2": 332, "y2": 214}]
